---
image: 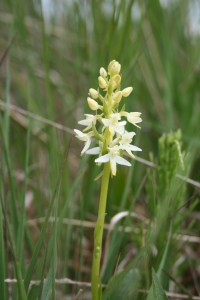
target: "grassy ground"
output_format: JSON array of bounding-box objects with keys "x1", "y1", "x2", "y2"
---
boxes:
[{"x1": 0, "y1": 0, "x2": 200, "y2": 299}]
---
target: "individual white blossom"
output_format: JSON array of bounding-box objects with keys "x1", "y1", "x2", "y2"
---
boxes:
[
  {"x1": 74, "y1": 60, "x2": 143, "y2": 176},
  {"x1": 78, "y1": 114, "x2": 97, "y2": 131},
  {"x1": 74, "y1": 129, "x2": 93, "y2": 154},
  {"x1": 121, "y1": 112, "x2": 142, "y2": 127},
  {"x1": 119, "y1": 131, "x2": 142, "y2": 158},
  {"x1": 95, "y1": 146, "x2": 131, "y2": 176},
  {"x1": 102, "y1": 113, "x2": 126, "y2": 136}
]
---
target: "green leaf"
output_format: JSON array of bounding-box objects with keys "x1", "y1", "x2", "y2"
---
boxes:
[
  {"x1": 103, "y1": 268, "x2": 141, "y2": 300},
  {"x1": 41, "y1": 268, "x2": 53, "y2": 300},
  {"x1": 152, "y1": 268, "x2": 168, "y2": 300}
]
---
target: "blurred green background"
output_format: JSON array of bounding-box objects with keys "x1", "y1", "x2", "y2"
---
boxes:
[{"x1": 0, "y1": 0, "x2": 200, "y2": 299}]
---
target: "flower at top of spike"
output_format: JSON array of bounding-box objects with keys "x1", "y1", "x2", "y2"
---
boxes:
[{"x1": 74, "y1": 60, "x2": 142, "y2": 176}]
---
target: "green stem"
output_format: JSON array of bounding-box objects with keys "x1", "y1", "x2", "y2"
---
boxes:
[{"x1": 91, "y1": 163, "x2": 110, "y2": 300}]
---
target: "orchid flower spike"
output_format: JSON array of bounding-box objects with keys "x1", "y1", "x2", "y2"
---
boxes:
[{"x1": 74, "y1": 60, "x2": 142, "y2": 176}]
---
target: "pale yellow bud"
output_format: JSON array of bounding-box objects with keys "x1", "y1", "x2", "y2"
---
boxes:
[
  {"x1": 112, "y1": 91, "x2": 122, "y2": 104},
  {"x1": 87, "y1": 97, "x2": 100, "y2": 110},
  {"x1": 110, "y1": 74, "x2": 121, "y2": 89},
  {"x1": 98, "y1": 76, "x2": 107, "y2": 89},
  {"x1": 122, "y1": 87, "x2": 133, "y2": 97},
  {"x1": 89, "y1": 88, "x2": 98, "y2": 99},
  {"x1": 100, "y1": 67, "x2": 107, "y2": 78},
  {"x1": 108, "y1": 60, "x2": 121, "y2": 76}
]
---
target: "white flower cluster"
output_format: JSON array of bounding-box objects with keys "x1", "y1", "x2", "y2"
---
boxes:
[{"x1": 74, "y1": 60, "x2": 142, "y2": 176}]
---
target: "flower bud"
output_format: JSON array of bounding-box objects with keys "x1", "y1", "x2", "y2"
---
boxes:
[
  {"x1": 87, "y1": 97, "x2": 100, "y2": 110},
  {"x1": 108, "y1": 60, "x2": 121, "y2": 76},
  {"x1": 100, "y1": 67, "x2": 107, "y2": 78},
  {"x1": 112, "y1": 91, "x2": 122, "y2": 104},
  {"x1": 110, "y1": 74, "x2": 121, "y2": 89},
  {"x1": 98, "y1": 76, "x2": 107, "y2": 89},
  {"x1": 122, "y1": 87, "x2": 133, "y2": 97},
  {"x1": 89, "y1": 88, "x2": 98, "y2": 99}
]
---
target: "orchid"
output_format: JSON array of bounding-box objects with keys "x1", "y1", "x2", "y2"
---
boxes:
[{"x1": 74, "y1": 60, "x2": 143, "y2": 299}]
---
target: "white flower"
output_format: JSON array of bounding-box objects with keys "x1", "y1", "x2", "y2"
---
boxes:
[
  {"x1": 74, "y1": 129, "x2": 93, "y2": 154},
  {"x1": 121, "y1": 112, "x2": 142, "y2": 127},
  {"x1": 119, "y1": 131, "x2": 142, "y2": 158},
  {"x1": 95, "y1": 146, "x2": 131, "y2": 176},
  {"x1": 102, "y1": 113, "x2": 126, "y2": 135},
  {"x1": 78, "y1": 114, "x2": 97, "y2": 130}
]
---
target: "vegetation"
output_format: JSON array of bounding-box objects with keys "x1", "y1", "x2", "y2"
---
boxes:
[{"x1": 0, "y1": 0, "x2": 200, "y2": 299}]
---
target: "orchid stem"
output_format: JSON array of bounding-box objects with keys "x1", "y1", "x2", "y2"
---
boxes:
[{"x1": 91, "y1": 162, "x2": 110, "y2": 300}]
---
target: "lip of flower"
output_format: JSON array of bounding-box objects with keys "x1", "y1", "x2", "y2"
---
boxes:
[{"x1": 95, "y1": 146, "x2": 131, "y2": 176}]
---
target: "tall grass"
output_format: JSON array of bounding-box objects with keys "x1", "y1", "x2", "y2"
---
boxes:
[{"x1": 0, "y1": 0, "x2": 200, "y2": 299}]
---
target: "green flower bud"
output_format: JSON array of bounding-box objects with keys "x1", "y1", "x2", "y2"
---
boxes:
[
  {"x1": 112, "y1": 91, "x2": 122, "y2": 104},
  {"x1": 108, "y1": 60, "x2": 121, "y2": 76},
  {"x1": 87, "y1": 97, "x2": 100, "y2": 110},
  {"x1": 98, "y1": 76, "x2": 107, "y2": 89},
  {"x1": 89, "y1": 88, "x2": 99, "y2": 99},
  {"x1": 122, "y1": 87, "x2": 133, "y2": 97},
  {"x1": 110, "y1": 74, "x2": 121, "y2": 89},
  {"x1": 100, "y1": 67, "x2": 107, "y2": 78}
]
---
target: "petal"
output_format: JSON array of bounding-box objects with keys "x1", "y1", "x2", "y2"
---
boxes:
[
  {"x1": 115, "y1": 123, "x2": 126, "y2": 135},
  {"x1": 129, "y1": 145, "x2": 142, "y2": 151},
  {"x1": 125, "y1": 131, "x2": 136, "y2": 138},
  {"x1": 78, "y1": 119, "x2": 91, "y2": 126},
  {"x1": 74, "y1": 129, "x2": 85, "y2": 138},
  {"x1": 95, "y1": 154, "x2": 110, "y2": 163},
  {"x1": 127, "y1": 116, "x2": 142, "y2": 125},
  {"x1": 86, "y1": 147, "x2": 100, "y2": 155},
  {"x1": 125, "y1": 148, "x2": 135, "y2": 158},
  {"x1": 81, "y1": 139, "x2": 91, "y2": 154},
  {"x1": 115, "y1": 156, "x2": 131, "y2": 167}
]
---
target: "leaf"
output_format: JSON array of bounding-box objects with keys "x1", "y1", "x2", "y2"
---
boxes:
[
  {"x1": 152, "y1": 268, "x2": 168, "y2": 300},
  {"x1": 103, "y1": 268, "x2": 141, "y2": 300},
  {"x1": 41, "y1": 268, "x2": 53, "y2": 300},
  {"x1": 146, "y1": 225, "x2": 172, "y2": 300}
]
